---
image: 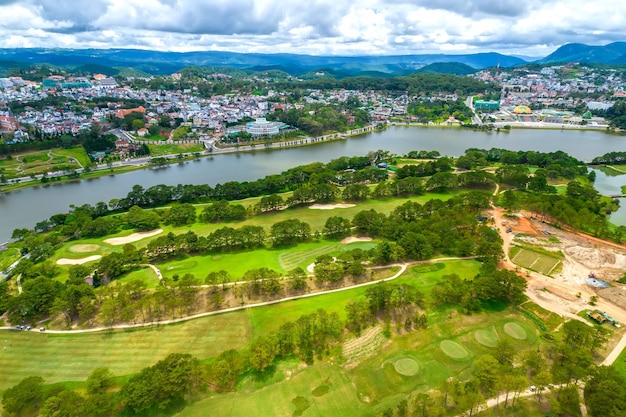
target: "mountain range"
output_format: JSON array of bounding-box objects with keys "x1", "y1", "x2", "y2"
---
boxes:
[{"x1": 0, "y1": 42, "x2": 624, "y2": 77}]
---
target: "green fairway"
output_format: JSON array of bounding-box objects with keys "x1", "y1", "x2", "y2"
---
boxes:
[
  {"x1": 503, "y1": 322, "x2": 528, "y2": 340},
  {"x1": 0, "y1": 314, "x2": 250, "y2": 391},
  {"x1": 175, "y1": 363, "x2": 371, "y2": 417},
  {"x1": 111, "y1": 267, "x2": 161, "y2": 289},
  {"x1": 52, "y1": 147, "x2": 91, "y2": 168},
  {"x1": 278, "y1": 243, "x2": 340, "y2": 271},
  {"x1": 147, "y1": 143, "x2": 205, "y2": 156},
  {"x1": 159, "y1": 240, "x2": 377, "y2": 280},
  {"x1": 161, "y1": 249, "x2": 284, "y2": 279},
  {"x1": 0, "y1": 248, "x2": 20, "y2": 271}
]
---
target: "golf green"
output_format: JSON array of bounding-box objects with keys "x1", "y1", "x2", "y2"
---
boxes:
[
  {"x1": 394, "y1": 358, "x2": 419, "y2": 376},
  {"x1": 503, "y1": 322, "x2": 527, "y2": 340},
  {"x1": 474, "y1": 329, "x2": 499, "y2": 347},
  {"x1": 440, "y1": 340, "x2": 469, "y2": 359}
]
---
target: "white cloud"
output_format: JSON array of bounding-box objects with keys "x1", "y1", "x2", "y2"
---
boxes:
[{"x1": 0, "y1": 0, "x2": 624, "y2": 56}]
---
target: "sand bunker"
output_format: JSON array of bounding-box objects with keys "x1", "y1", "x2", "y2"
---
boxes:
[
  {"x1": 104, "y1": 229, "x2": 163, "y2": 245},
  {"x1": 341, "y1": 236, "x2": 373, "y2": 244},
  {"x1": 309, "y1": 204, "x2": 356, "y2": 210},
  {"x1": 56, "y1": 255, "x2": 102, "y2": 265},
  {"x1": 69, "y1": 244, "x2": 100, "y2": 253}
]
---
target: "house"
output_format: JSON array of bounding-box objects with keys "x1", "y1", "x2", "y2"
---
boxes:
[
  {"x1": 137, "y1": 128, "x2": 148, "y2": 137},
  {"x1": 116, "y1": 106, "x2": 146, "y2": 119}
]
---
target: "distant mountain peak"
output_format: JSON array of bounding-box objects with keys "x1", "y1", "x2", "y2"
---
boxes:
[{"x1": 539, "y1": 42, "x2": 626, "y2": 64}]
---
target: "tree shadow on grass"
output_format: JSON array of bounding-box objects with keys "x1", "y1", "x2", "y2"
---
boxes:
[{"x1": 248, "y1": 364, "x2": 278, "y2": 383}]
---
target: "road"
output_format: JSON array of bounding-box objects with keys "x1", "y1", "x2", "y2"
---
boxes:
[{"x1": 465, "y1": 96, "x2": 483, "y2": 126}]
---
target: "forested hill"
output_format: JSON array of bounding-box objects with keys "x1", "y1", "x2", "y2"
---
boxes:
[
  {"x1": 275, "y1": 73, "x2": 498, "y2": 95},
  {"x1": 0, "y1": 48, "x2": 526, "y2": 76}
]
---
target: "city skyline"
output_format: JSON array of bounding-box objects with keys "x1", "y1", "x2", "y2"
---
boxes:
[{"x1": 0, "y1": 0, "x2": 625, "y2": 57}]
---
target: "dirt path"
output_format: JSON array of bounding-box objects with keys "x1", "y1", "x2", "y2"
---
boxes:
[
  {"x1": 453, "y1": 383, "x2": 573, "y2": 417},
  {"x1": 603, "y1": 333, "x2": 626, "y2": 366}
]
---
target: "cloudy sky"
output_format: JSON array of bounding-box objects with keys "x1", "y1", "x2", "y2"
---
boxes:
[{"x1": 1, "y1": 0, "x2": 625, "y2": 57}]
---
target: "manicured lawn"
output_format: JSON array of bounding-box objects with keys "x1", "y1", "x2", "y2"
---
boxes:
[
  {"x1": 159, "y1": 240, "x2": 377, "y2": 281},
  {"x1": 510, "y1": 247, "x2": 561, "y2": 276},
  {"x1": 52, "y1": 147, "x2": 91, "y2": 167},
  {"x1": 613, "y1": 341, "x2": 626, "y2": 378},
  {"x1": 176, "y1": 363, "x2": 371, "y2": 417},
  {"x1": 0, "y1": 247, "x2": 20, "y2": 271},
  {"x1": 147, "y1": 143, "x2": 205, "y2": 156},
  {"x1": 111, "y1": 267, "x2": 161, "y2": 289},
  {"x1": 161, "y1": 249, "x2": 284, "y2": 280},
  {"x1": 0, "y1": 313, "x2": 250, "y2": 392}
]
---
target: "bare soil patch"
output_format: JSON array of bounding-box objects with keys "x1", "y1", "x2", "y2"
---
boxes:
[
  {"x1": 68, "y1": 244, "x2": 101, "y2": 253},
  {"x1": 341, "y1": 236, "x2": 373, "y2": 244},
  {"x1": 104, "y1": 229, "x2": 163, "y2": 245},
  {"x1": 309, "y1": 203, "x2": 356, "y2": 210},
  {"x1": 56, "y1": 255, "x2": 102, "y2": 265}
]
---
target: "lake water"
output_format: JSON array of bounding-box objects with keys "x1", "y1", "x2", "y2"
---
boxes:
[{"x1": 1, "y1": 126, "x2": 625, "y2": 242}]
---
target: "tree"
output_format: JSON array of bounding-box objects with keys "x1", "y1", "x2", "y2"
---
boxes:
[
  {"x1": 256, "y1": 194, "x2": 284, "y2": 212},
  {"x1": 39, "y1": 390, "x2": 85, "y2": 417},
  {"x1": 271, "y1": 219, "x2": 311, "y2": 246},
  {"x1": 86, "y1": 367, "x2": 114, "y2": 395},
  {"x1": 131, "y1": 118, "x2": 145, "y2": 131},
  {"x1": 122, "y1": 353, "x2": 199, "y2": 413},
  {"x1": 163, "y1": 203, "x2": 196, "y2": 227},
  {"x1": 314, "y1": 258, "x2": 345, "y2": 283},
  {"x1": 2, "y1": 376, "x2": 45, "y2": 417},
  {"x1": 248, "y1": 335, "x2": 278, "y2": 372},
  {"x1": 472, "y1": 355, "x2": 500, "y2": 397},
  {"x1": 342, "y1": 184, "x2": 370, "y2": 201},
  {"x1": 549, "y1": 385, "x2": 581, "y2": 417},
  {"x1": 125, "y1": 205, "x2": 160, "y2": 231},
  {"x1": 322, "y1": 216, "x2": 352, "y2": 239},
  {"x1": 585, "y1": 366, "x2": 626, "y2": 417}
]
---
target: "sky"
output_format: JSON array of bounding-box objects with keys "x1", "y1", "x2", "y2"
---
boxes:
[{"x1": 1, "y1": 0, "x2": 625, "y2": 57}]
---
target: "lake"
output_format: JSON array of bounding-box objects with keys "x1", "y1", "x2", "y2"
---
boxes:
[{"x1": 1, "y1": 126, "x2": 625, "y2": 242}]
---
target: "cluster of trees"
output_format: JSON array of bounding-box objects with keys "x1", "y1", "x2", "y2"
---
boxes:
[
  {"x1": 431, "y1": 259, "x2": 527, "y2": 313},
  {"x1": 276, "y1": 73, "x2": 498, "y2": 96},
  {"x1": 2, "y1": 355, "x2": 200, "y2": 417},
  {"x1": 273, "y1": 104, "x2": 368, "y2": 136},
  {"x1": 407, "y1": 99, "x2": 474, "y2": 123},
  {"x1": 345, "y1": 281, "x2": 427, "y2": 335},
  {"x1": 602, "y1": 99, "x2": 626, "y2": 129},
  {"x1": 591, "y1": 151, "x2": 626, "y2": 165},
  {"x1": 351, "y1": 193, "x2": 502, "y2": 260},
  {"x1": 396, "y1": 157, "x2": 453, "y2": 178},
  {"x1": 501, "y1": 180, "x2": 622, "y2": 240},
  {"x1": 456, "y1": 148, "x2": 586, "y2": 180}
]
